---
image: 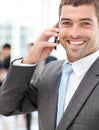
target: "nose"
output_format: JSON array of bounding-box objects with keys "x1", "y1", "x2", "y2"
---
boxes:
[{"x1": 70, "y1": 24, "x2": 82, "y2": 39}]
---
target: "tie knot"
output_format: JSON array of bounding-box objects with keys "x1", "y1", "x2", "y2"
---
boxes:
[{"x1": 63, "y1": 63, "x2": 73, "y2": 75}]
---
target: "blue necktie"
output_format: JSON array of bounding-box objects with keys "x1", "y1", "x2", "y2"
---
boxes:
[{"x1": 56, "y1": 63, "x2": 73, "y2": 126}]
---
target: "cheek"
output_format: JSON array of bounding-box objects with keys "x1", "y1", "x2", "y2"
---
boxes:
[
  {"x1": 59, "y1": 28, "x2": 68, "y2": 40},
  {"x1": 88, "y1": 31, "x2": 97, "y2": 44},
  {"x1": 59, "y1": 28, "x2": 67, "y2": 35},
  {"x1": 86, "y1": 27, "x2": 98, "y2": 40},
  {"x1": 94, "y1": 29, "x2": 99, "y2": 40}
]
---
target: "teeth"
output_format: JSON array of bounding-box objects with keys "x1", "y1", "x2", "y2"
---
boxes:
[{"x1": 69, "y1": 41, "x2": 84, "y2": 45}]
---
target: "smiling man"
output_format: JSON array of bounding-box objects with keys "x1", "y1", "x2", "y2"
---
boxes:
[
  {"x1": 59, "y1": 4, "x2": 99, "y2": 62},
  {"x1": 0, "y1": 0, "x2": 99, "y2": 130}
]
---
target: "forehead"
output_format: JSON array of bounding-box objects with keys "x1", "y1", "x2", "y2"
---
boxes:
[
  {"x1": 2, "y1": 48, "x2": 10, "y2": 51},
  {"x1": 60, "y1": 4, "x2": 97, "y2": 20}
]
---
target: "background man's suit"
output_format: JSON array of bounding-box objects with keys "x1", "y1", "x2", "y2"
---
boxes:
[{"x1": 0, "y1": 57, "x2": 99, "y2": 130}]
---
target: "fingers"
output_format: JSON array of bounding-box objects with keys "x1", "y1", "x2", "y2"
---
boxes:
[
  {"x1": 42, "y1": 41, "x2": 57, "y2": 48},
  {"x1": 46, "y1": 23, "x2": 59, "y2": 38},
  {"x1": 45, "y1": 28, "x2": 59, "y2": 38},
  {"x1": 34, "y1": 41, "x2": 57, "y2": 50},
  {"x1": 37, "y1": 25, "x2": 59, "y2": 42},
  {"x1": 44, "y1": 27, "x2": 59, "y2": 39}
]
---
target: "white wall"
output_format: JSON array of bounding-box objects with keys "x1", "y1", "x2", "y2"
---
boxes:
[{"x1": 0, "y1": 0, "x2": 66, "y2": 60}]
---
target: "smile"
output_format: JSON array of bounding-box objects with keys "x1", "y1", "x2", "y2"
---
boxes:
[{"x1": 68, "y1": 40, "x2": 85, "y2": 45}]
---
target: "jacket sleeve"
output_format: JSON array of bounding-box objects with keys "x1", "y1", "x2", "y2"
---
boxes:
[{"x1": 0, "y1": 61, "x2": 38, "y2": 116}]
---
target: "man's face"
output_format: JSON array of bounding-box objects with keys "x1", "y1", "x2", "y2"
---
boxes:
[
  {"x1": 59, "y1": 4, "x2": 99, "y2": 62},
  {"x1": 2, "y1": 48, "x2": 10, "y2": 58}
]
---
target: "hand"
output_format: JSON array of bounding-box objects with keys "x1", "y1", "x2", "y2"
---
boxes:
[{"x1": 22, "y1": 24, "x2": 59, "y2": 64}]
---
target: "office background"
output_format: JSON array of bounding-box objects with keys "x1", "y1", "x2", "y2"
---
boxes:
[
  {"x1": 0, "y1": 0, "x2": 65, "y2": 60},
  {"x1": 0, "y1": 0, "x2": 66, "y2": 130}
]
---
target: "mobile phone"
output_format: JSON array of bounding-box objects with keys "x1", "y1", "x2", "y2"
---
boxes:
[
  {"x1": 54, "y1": 36, "x2": 58, "y2": 43},
  {"x1": 54, "y1": 37, "x2": 58, "y2": 50},
  {"x1": 54, "y1": 23, "x2": 59, "y2": 50}
]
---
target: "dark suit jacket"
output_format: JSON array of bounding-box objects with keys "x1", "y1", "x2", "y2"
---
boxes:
[
  {"x1": 0, "y1": 56, "x2": 10, "y2": 69},
  {"x1": 0, "y1": 57, "x2": 99, "y2": 130}
]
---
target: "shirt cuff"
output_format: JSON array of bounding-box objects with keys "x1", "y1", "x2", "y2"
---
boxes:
[{"x1": 13, "y1": 59, "x2": 36, "y2": 67}]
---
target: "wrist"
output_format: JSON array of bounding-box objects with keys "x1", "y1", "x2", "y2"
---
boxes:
[
  {"x1": 21, "y1": 57, "x2": 31, "y2": 64},
  {"x1": 21, "y1": 57, "x2": 37, "y2": 64}
]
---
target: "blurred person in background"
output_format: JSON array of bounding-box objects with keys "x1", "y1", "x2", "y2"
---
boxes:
[
  {"x1": 0, "y1": 43, "x2": 12, "y2": 130},
  {"x1": 0, "y1": 43, "x2": 11, "y2": 86},
  {"x1": 45, "y1": 55, "x2": 57, "y2": 64}
]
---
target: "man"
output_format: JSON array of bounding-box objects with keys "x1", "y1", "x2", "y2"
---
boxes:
[
  {"x1": 0, "y1": 44, "x2": 11, "y2": 86},
  {"x1": 0, "y1": 0, "x2": 99, "y2": 130}
]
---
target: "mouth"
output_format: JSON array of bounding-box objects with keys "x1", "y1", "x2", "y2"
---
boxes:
[{"x1": 67, "y1": 40, "x2": 86, "y2": 45}]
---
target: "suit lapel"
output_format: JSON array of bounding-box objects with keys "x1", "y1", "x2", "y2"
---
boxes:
[
  {"x1": 57, "y1": 58, "x2": 99, "y2": 130},
  {"x1": 49, "y1": 61, "x2": 64, "y2": 130}
]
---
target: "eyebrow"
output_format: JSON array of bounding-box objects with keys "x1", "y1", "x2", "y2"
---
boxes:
[
  {"x1": 60, "y1": 18, "x2": 93, "y2": 23},
  {"x1": 60, "y1": 18, "x2": 71, "y2": 21},
  {"x1": 80, "y1": 18, "x2": 93, "y2": 23}
]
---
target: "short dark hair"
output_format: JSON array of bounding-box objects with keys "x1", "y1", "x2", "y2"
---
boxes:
[
  {"x1": 2, "y1": 43, "x2": 11, "y2": 49},
  {"x1": 59, "y1": 0, "x2": 99, "y2": 22}
]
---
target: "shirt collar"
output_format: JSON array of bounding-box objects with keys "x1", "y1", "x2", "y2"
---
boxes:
[{"x1": 63, "y1": 50, "x2": 99, "y2": 78}]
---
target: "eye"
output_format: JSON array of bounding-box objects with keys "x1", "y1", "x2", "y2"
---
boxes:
[
  {"x1": 81, "y1": 22, "x2": 92, "y2": 27},
  {"x1": 61, "y1": 21, "x2": 72, "y2": 27}
]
